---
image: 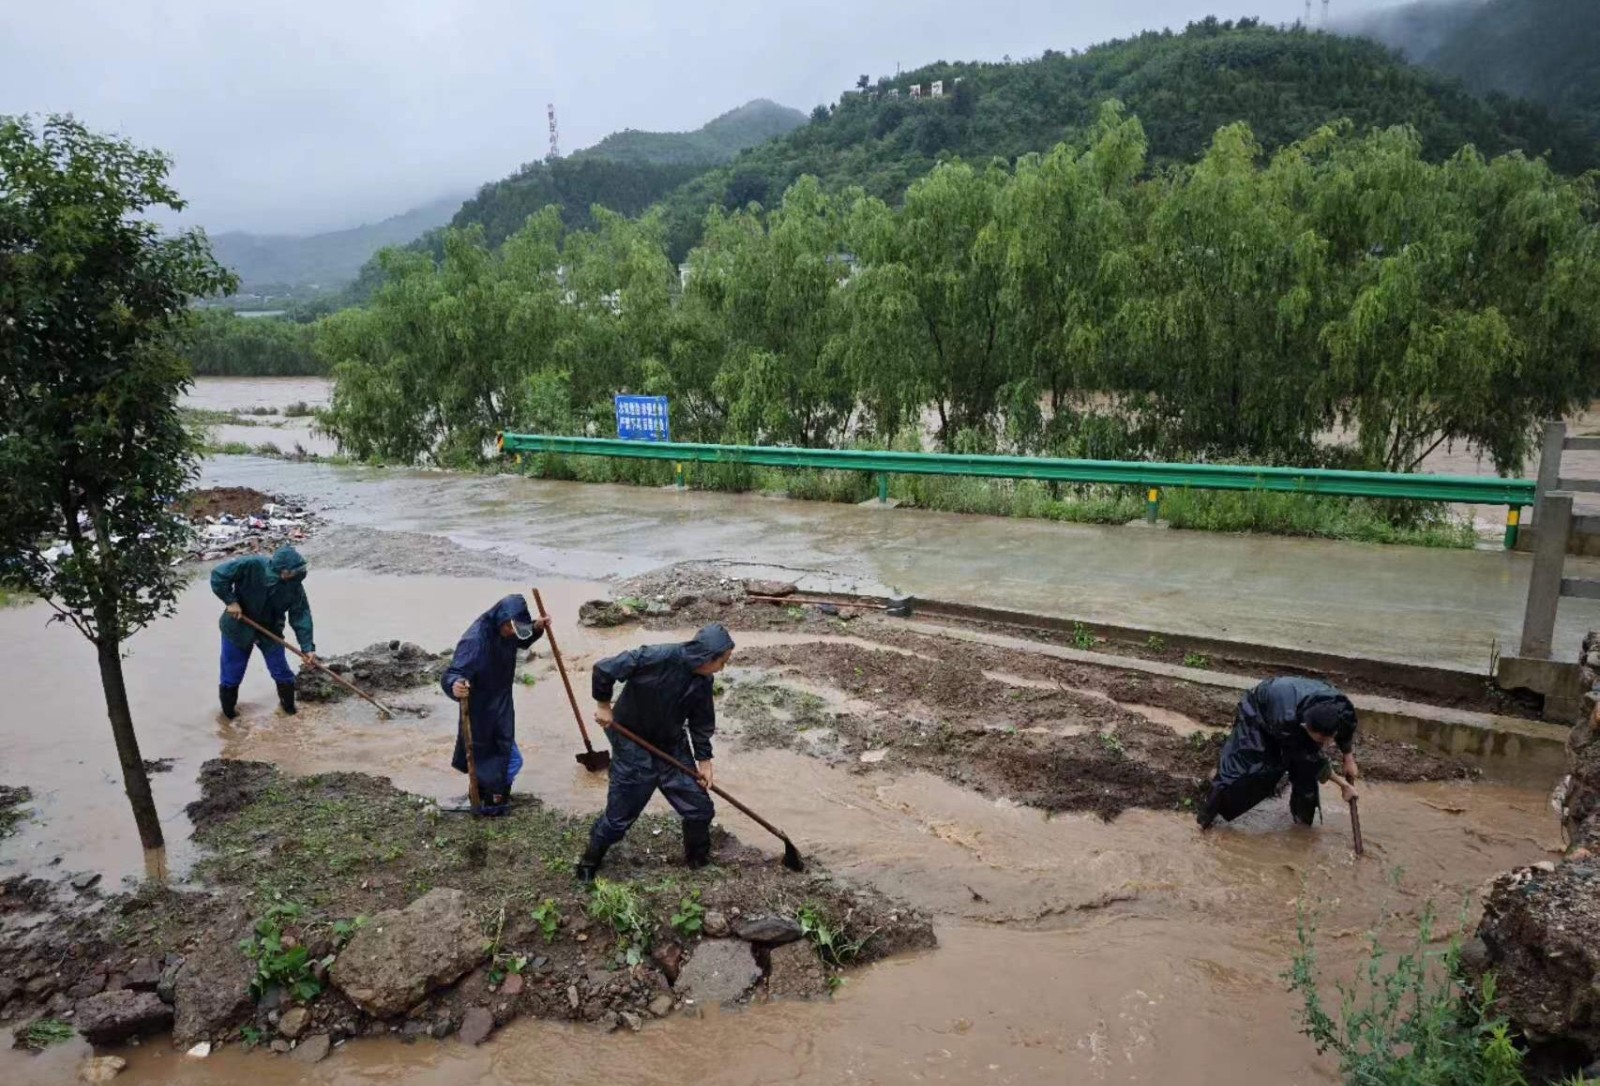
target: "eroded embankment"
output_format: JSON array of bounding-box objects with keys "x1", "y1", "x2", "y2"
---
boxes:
[{"x1": 1, "y1": 760, "x2": 931, "y2": 1058}]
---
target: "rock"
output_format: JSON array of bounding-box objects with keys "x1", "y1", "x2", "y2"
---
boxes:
[
  {"x1": 278, "y1": 1006, "x2": 309, "y2": 1040},
  {"x1": 859, "y1": 749, "x2": 889, "y2": 764},
  {"x1": 674, "y1": 940, "x2": 761, "y2": 1006},
  {"x1": 742, "y1": 579, "x2": 797, "y2": 598},
  {"x1": 270, "y1": 1039, "x2": 290, "y2": 1054},
  {"x1": 330, "y1": 888, "x2": 487, "y2": 1017},
  {"x1": 121, "y1": 959, "x2": 161, "y2": 993},
  {"x1": 650, "y1": 944, "x2": 684, "y2": 984},
  {"x1": 620, "y1": 1011, "x2": 643, "y2": 1032},
  {"x1": 186, "y1": 1042, "x2": 211, "y2": 1058},
  {"x1": 599, "y1": 1011, "x2": 621, "y2": 1033},
  {"x1": 734, "y1": 915, "x2": 803, "y2": 945},
  {"x1": 458, "y1": 1007, "x2": 494, "y2": 1046},
  {"x1": 648, "y1": 994, "x2": 674, "y2": 1018},
  {"x1": 643, "y1": 601, "x2": 672, "y2": 617},
  {"x1": 431, "y1": 1018, "x2": 453, "y2": 1040},
  {"x1": 1533, "y1": 860, "x2": 1558, "y2": 873},
  {"x1": 77, "y1": 1056, "x2": 127, "y2": 1083},
  {"x1": 68, "y1": 974, "x2": 108, "y2": 1002},
  {"x1": 764, "y1": 942, "x2": 830, "y2": 1001},
  {"x1": 578, "y1": 601, "x2": 640, "y2": 629},
  {"x1": 71, "y1": 872, "x2": 102, "y2": 893},
  {"x1": 701, "y1": 910, "x2": 730, "y2": 938},
  {"x1": 172, "y1": 914, "x2": 255, "y2": 1047},
  {"x1": 499, "y1": 973, "x2": 524, "y2": 997},
  {"x1": 74, "y1": 990, "x2": 173, "y2": 1045},
  {"x1": 292, "y1": 1033, "x2": 331, "y2": 1064},
  {"x1": 567, "y1": 985, "x2": 580, "y2": 1010},
  {"x1": 670, "y1": 594, "x2": 700, "y2": 611},
  {"x1": 155, "y1": 958, "x2": 184, "y2": 1005}
]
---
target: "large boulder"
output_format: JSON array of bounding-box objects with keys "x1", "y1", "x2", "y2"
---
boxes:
[
  {"x1": 330, "y1": 888, "x2": 486, "y2": 1017},
  {"x1": 74, "y1": 989, "x2": 173, "y2": 1045},
  {"x1": 673, "y1": 939, "x2": 761, "y2": 1006},
  {"x1": 172, "y1": 911, "x2": 255, "y2": 1047}
]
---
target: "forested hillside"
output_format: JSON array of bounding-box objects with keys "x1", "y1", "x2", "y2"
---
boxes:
[
  {"x1": 583, "y1": 99, "x2": 806, "y2": 164},
  {"x1": 1345, "y1": 0, "x2": 1600, "y2": 142},
  {"x1": 651, "y1": 18, "x2": 1597, "y2": 258}
]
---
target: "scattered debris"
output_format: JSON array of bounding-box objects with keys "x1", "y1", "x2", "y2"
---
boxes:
[
  {"x1": 295, "y1": 641, "x2": 451, "y2": 703},
  {"x1": 173, "y1": 488, "x2": 319, "y2": 562}
]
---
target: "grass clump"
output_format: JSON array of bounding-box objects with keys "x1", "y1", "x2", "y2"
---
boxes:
[
  {"x1": 283, "y1": 400, "x2": 315, "y2": 418},
  {"x1": 588, "y1": 879, "x2": 654, "y2": 965},
  {"x1": 240, "y1": 898, "x2": 324, "y2": 1002},
  {"x1": 19, "y1": 1018, "x2": 74, "y2": 1050},
  {"x1": 0, "y1": 785, "x2": 32, "y2": 838},
  {"x1": 1288, "y1": 899, "x2": 1527, "y2": 1086}
]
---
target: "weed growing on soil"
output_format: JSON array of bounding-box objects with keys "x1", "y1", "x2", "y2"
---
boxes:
[
  {"x1": 241, "y1": 899, "x2": 322, "y2": 1002},
  {"x1": 20, "y1": 1018, "x2": 74, "y2": 1050},
  {"x1": 531, "y1": 899, "x2": 562, "y2": 943},
  {"x1": 798, "y1": 903, "x2": 865, "y2": 967},
  {"x1": 1073, "y1": 623, "x2": 1096, "y2": 650},
  {"x1": 588, "y1": 879, "x2": 654, "y2": 965},
  {"x1": 517, "y1": 671, "x2": 537, "y2": 687},
  {"x1": 240, "y1": 1024, "x2": 266, "y2": 1048},
  {"x1": 1145, "y1": 634, "x2": 1166, "y2": 652},
  {"x1": 1184, "y1": 652, "x2": 1211, "y2": 669},
  {"x1": 1288, "y1": 900, "x2": 1527, "y2": 1085},
  {"x1": 670, "y1": 890, "x2": 706, "y2": 937},
  {"x1": 1099, "y1": 732, "x2": 1127, "y2": 759},
  {"x1": 284, "y1": 401, "x2": 314, "y2": 418}
]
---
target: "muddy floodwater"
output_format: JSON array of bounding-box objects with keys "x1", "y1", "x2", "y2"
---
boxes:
[{"x1": 0, "y1": 559, "x2": 1565, "y2": 1084}]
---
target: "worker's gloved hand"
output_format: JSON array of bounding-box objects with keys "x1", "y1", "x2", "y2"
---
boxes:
[
  {"x1": 226, "y1": 602, "x2": 242, "y2": 618},
  {"x1": 452, "y1": 679, "x2": 471, "y2": 699},
  {"x1": 594, "y1": 703, "x2": 613, "y2": 730}
]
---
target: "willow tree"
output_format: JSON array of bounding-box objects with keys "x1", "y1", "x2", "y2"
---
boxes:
[{"x1": 0, "y1": 116, "x2": 235, "y2": 854}]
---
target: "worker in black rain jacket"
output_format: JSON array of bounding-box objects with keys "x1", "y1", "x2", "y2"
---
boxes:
[
  {"x1": 211, "y1": 544, "x2": 316, "y2": 719},
  {"x1": 576, "y1": 623, "x2": 736, "y2": 882},
  {"x1": 441, "y1": 594, "x2": 549, "y2": 816},
  {"x1": 1197, "y1": 675, "x2": 1360, "y2": 830}
]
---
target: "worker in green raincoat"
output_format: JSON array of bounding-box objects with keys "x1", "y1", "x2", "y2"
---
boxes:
[{"x1": 210, "y1": 545, "x2": 316, "y2": 719}]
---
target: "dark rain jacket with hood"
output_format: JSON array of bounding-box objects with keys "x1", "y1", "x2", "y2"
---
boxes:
[
  {"x1": 210, "y1": 546, "x2": 314, "y2": 652},
  {"x1": 1214, "y1": 676, "x2": 1357, "y2": 823},
  {"x1": 591, "y1": 624, "x2": 735, "y2": 763},
  {"x1": 441, "y1": 595, "x2": 542, "y2": 796}
]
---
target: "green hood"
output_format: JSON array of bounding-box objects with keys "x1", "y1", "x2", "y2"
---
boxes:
[{"x1": 269, "y1": 545, "x2": 307, "y2": 580}]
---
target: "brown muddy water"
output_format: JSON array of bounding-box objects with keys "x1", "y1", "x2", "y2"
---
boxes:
[{"x1": 0, "y1": 563, "x2": 1565, "y2": 1085}]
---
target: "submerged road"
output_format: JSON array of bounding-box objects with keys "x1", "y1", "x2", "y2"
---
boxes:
[{"x1": 202, "y1": 455, "x2": 1600, "y2": 673}]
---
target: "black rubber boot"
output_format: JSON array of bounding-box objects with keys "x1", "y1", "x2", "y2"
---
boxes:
[
  {"x1": 276, "y1": 681, "x2": 297, "y2": 715},
  {"x1": 576, "y1": 839, "x2": 609, "y2": 885},
  {"x1": 1196, "y1": 782, "x2": 1221, "y2": 830},
  {"x1": 219, "y1": 685, "x2": 240, "y2": 720},
  {"x1": 683, "y1": 820, "x2": 712, "y2": 869}
]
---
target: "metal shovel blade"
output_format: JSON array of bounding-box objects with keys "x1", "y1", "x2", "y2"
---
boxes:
[{"x1": 576, "y1": 750, "x2": 611, "y2": 773}]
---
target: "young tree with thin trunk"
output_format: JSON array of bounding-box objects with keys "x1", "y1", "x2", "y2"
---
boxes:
[{"x1": 0, "y1": 115, "x2": 236, "y2": 854}]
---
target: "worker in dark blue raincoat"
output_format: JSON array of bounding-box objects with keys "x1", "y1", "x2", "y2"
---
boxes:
[
  {"x1": 211, "y1": 544, "x2": 316, "y2": 719},
  {"x1": 576, "y1": 624, "x2": 736, "y2": 882},
  {"x1": 440, "y1": 594, "x2": 549, "y2": 815},
  {"x1": 1198, "y1": 675, "x2": 1360, "y2": 830}
]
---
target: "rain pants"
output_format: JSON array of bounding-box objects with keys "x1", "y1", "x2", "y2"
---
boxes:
[
  {"x1": 441, "y1": 595, "x2": 542, "y2": 803},
  {"x1": 1207, "y1": 676, "x2": 1356, "y2": 825},
  {"x1": 211, "y1": 546, "x2": 313, "y2": 684},
  {"x1": 587, "y1": 624, "x2": 735, "y2": 847}
]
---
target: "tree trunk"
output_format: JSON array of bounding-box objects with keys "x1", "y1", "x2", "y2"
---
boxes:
[{"x1": 96, "y1": 638, "x2": 165, "y2": 851}]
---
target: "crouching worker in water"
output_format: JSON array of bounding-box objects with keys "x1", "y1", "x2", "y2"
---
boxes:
[
  {"x1": 1198, "y1": 676, "x2": 1360, "y2": 830},
  {"x1": 211, "y1": 545, "x2": 316, "y2": 719},
  {"x1": 576, "y1": 624, "x2": 736, "y2": 883},
  {"x1": 441, "y1": 595, "x2": 549, "y2": 816}
]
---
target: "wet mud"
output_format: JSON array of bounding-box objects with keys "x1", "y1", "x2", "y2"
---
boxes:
[
  {"x1": 174, "y1": 487, "x2": 280, "y2": 520},
  {"x1": 294, "y1": 641, "x2": 452, "y2": 703}
]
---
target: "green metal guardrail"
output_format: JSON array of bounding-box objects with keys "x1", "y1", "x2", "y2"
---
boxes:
[{"x1": 499, "y1": 433, "x2": 1536, "y2": 545}]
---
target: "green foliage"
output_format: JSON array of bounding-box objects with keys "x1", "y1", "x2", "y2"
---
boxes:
[
  {"x1": 588, "y1": 878, "x2": 654, "y2": 964},
  {"x1": 240, "y1": 899, "x2": 322, "y2": 1002},
  {"x1": 1288, "y1": 900, "x2": 1528, "y2": 1085},
  {"x1": 670, "y1": 889, "x2": 706, "y2": 937},
  {"x1": 1099, "y1": 731, "x2": 1126, "y2": 758},
  {"x1": 19, "y1": 1018, "x2": 74, "y2": 1050},
  {"x1": 283, "y1": 400, "x2": 314, "y2": 417},
  {"x1": 1072, "y1": 623, "x2": 1097, "y2": 650},
  {"x1": 1183, "y1": 653, "x2": 1212, "y2": 670},
  {"x1": 586, "y1": 100, "x2": 807, "y2": 166},
  {"x1": 797, "y1": 902, "x2": 864, "y2": 966},
  {"x1": 239, "y1": 1024, "x2": 266, "y2": 1048},
  {"x1": 1145, "y1": 634, "x2": 1166, "y2": 652},
  {"x1": 186, "y1": 310, "x2": 325, "y2": 376},
  {"x1": 1, "y1": 114, "x2": 236, "y2": 851},
  {"x1": 531, "y1": 898, "x2": 562, "y2": 943}
]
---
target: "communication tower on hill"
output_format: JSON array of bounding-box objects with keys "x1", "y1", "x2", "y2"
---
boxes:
[
  {"x1": 1304, "y1": 0, "x2": 1312, "y2": 27},
  {"x1": 547, "y1": 103, "x2": 560, "y2": 160},
  {"x1": 1322, "y1": 0, "x2": 1331, "y2": 26}
]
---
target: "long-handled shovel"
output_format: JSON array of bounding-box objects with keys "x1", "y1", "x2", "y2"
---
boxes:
[
  {"x1": 236, "y1": 614, "x2": 395, "y2": 718},
  {"x1": 604, "y1": 718, "x2": 805, "y2": 873},
  {"x1": 459, "y1": 691, "x2": 482, "y2": 815},
  {"x1": 532, "y1": 588, "x2": 610, "y2": 773}
]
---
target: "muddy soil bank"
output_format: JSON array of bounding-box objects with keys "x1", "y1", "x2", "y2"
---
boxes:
[
  {"x1": 1, "y1": 760, "x2": 932, "y2": 1060},
  {"x1": 293, "y1": 641, "x2": 452, "y2": 704},
  {"x1": 0, "y1": 787, "x2": 30, "y2": 840},
  {"x1": 1469, "y1": 634, "x2": 1600, "y2": 1078}
]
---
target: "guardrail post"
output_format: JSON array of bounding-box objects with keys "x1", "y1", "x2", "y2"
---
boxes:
[
  {"x1": 1520, "y1": 491, "x2": 1573, "y2": 658},
  {"x1": 675, "y1": 462, "x2": 685, "y2": 491},
  {"x1": 877, "y1": 473, "x2": 890, "y2": 506},
  {"x1": 1146, "y1": 488, "x2": 1160, "y2": 525},
  {"x1": 1503, "y1": 506, "x2": 1521, "y2": 550},
  {"x1": 1533, "y1": 420, "x2": 1565, "y2": 522}
]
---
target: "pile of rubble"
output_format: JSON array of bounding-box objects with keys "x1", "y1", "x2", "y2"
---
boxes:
[{"x1": 176, "y1": 487, "x2": 318, "y2": 562}]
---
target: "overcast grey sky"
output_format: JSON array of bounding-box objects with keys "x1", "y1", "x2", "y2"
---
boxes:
[{"x1": 2, "y1": 0, "x2": 1412, "y2": 235}]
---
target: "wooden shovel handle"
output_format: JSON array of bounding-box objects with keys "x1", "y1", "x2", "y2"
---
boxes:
[{"x1": 532, "y1": 589, "x2": 599, "y2": 755}]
